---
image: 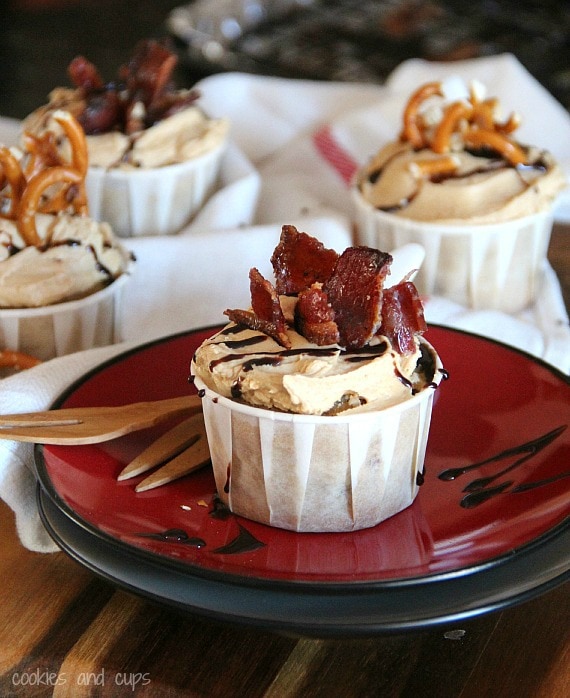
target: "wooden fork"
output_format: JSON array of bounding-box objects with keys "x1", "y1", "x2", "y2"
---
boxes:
[
  {"x1": 0, "y1": 394, "x2": 211, "y2": 491},
  {"x1": 0, "y1": 395, "x2": 202, "y2": 444}
]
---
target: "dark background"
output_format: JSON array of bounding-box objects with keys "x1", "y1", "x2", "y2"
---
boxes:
[{"x1": 2, "y1": 0, "x2": 569, "y2": 121}]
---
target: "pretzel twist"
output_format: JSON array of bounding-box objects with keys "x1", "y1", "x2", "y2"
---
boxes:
[
  {"x1": 18, "y1": 166, "x2": 83, "y2": 247},
  {"x1": 0, "y1": 350, "x2": 41, "y2": 370},
  {"x1": 401, "y1": 82, "x2": 443, "y2": 149},
  {"x1": 52, "y1": 109, "x2": 88, "y2": 176},
  {"x1": 0, "y1": 147, "x2": 26, "y2": 219}
]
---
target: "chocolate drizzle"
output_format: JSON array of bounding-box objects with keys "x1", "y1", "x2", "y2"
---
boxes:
[
  {"x1": 208, "y1": 332, "x2": 390, "y2": 373},
  {"x1": 135, "y1": 528, "x2": 206, "y2": 547},
  {"x1": 209, "y1": 343, "x2": 339, "y2": 371},
  {"x1": 212, "y1": 524, "x2": 266, "y2": 555},
  {"x1": 221, "y1": 335, "x2": 268, "y2": 350},
  {"x1": 134, "y1": 498, "x2": 266, "y2": 555},
  {"x1": 438, "y1": 424, "x2": 568, "y2": 508},
  {"x1": 44, "y1": 238, "x2": 115, "y2": 278}
]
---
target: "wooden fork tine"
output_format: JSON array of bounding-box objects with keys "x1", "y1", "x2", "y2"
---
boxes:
[
  {"x1": 118, "y1": 413, "x2": 204, "y2": 481},
  {"x1": 135, "y1": 417, "x2": 210, "y2": 492}
]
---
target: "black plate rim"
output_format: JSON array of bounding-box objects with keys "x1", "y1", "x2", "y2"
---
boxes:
[{"x1": 37, "y1": 485, "x2": 570, "y2": 637}]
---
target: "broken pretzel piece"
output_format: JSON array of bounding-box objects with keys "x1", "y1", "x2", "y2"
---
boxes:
[
  {"x1": 400, "y1": 80, "x2": 529, "y2": 167},
  {"x1": 409, "y1": 155, "x2": 460, "y2": 178},
  {"x1": 463, "y1": 128, "x2": 527, "y2": 166},
  {"x1": 1, "y1": 110, "x2": 90, "y2": 247}
]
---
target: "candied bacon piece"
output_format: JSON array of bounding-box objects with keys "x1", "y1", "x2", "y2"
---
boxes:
[
  {"x1": 119, "y1": 39, "x2": 178, "y2": 110},
  {"x1": 225, "y1": 268, "x2": 291, "y2": 348},
  {"x1": 145, "y1": 89, "x2": 200, "y2": 127},
  {"x1": 80, "y1": 90, "x2": 122, "y2": 135},
  {"x1": 68, "y1": 56, "x2": 105, "y2": 93},
  {"x1": 325, "y1": 247, "x2": 392, "y2": 349},
  {"x1": 271, "y1": 225, "x2": 339, "y2": 295},
  {"x1": 64, "y1": 40, "x2": 198, "y2": 135},
  {"x1": 379, "y1": 281, "x2": 427, "y2": 355},
  {"x1": 295, "y1": 285, "x2": 340, "y2": 346}
]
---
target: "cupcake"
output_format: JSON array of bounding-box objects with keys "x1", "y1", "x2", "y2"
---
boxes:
[
  {"x1": 0, "y1": 110, "x2": 133, "y2": 360},
  {"x1": 352, "y1": 79, "x2": 567, "y2": 312},
  {"x1": 191, "y1": 225, "x2": 446, "y2": 532},
  {"x1": 22, "y1": 39, "x2": 229, "y2": 238}
]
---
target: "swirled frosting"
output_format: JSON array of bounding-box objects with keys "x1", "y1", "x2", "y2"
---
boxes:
[
  {"x1": 192, "y1": 314, "x2": 438, "y2": 416},
  {"x1": 0, "y1": 212, "x2": 132, "y2": 307}
]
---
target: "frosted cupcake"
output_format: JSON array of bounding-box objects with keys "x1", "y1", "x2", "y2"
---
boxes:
[
  {"x1": 353, "y1": 79, "x2": 567, "y2": 312},
  {"x1": 22, "y1": 39, "x2": 229, "y2": 238},
  {"x1": 0, "y1": 111, "x2": 133, "y2": 360},
  {"x1": 191, "y1": 225, "x2": 446, "y2": 532}
]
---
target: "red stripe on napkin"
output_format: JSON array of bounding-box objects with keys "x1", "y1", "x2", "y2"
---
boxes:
[{"x1": 313, "y1": 125, "x2": 359, "y2": 186}]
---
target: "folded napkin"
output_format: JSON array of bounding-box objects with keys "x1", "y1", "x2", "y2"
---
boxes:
[{"x1": 1, "y1": 54, "x2": 569, "y2": 553}]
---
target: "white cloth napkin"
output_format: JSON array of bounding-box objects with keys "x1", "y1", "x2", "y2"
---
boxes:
[{"x1": 1, "y1": 54, "x2": 569, "y2": 553}]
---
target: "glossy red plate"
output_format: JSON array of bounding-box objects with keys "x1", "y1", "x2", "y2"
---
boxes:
[{"x1": 36, "y1": 326, "x2": 569, "y2": 589}]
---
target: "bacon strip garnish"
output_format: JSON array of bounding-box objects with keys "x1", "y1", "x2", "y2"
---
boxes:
[
  {"x1": 271, "y1": 224, "x2": 339, "y2": 295},
  {"x1": 295, "y1": 284, "x2": 339, "y2": 346},
  {"x1": 379, "y1": 282, "x2": 427, "y2": 355},
  {"x1": 68, "y1": 39, "x2": 200, "y2": 135},
  {"x1": 225, "y1": 268, "x2": 291, "y2": 348},
  {"x1": 231, "y1": 231, "x2": 426, "y2": 354},
  {"x1": 325, "y1": 247, "x2": 392, "y2": 349}
]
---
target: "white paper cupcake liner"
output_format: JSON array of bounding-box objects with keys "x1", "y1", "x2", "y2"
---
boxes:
[
  {"x1": 0, "y1": 271, "x2": 131, "y2": 361},
  {"x1": 194, "y1": 342, "x2": 443, "y2": 533},
  {"x1": 352, "y1": 190, "x2": 554, "y2": 313},
  {"x1": 86, "y1": 140, "x2": 227, "y2": 238}
]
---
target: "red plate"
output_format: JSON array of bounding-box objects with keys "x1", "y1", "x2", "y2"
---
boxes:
[{"x1": 36, "y1": 326, "x2": 570, "y2": 585}]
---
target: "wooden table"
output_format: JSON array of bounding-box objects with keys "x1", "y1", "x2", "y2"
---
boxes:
[
  {"x1": 0, "y1": 503, "x2": 569, "y2": 698},
  {"x1": 1, "y1": 4, "x2": 569, "y2": 695}
]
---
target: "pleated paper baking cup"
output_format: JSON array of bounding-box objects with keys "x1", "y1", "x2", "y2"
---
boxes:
[
  {"x1": 352, "y1": 190, "x2": 554, "y2": 313},
  {"x1": 0, "y1": 271, "x2": 131, "y2": 361},
  {"x1": 86, "y1": 140, "x2": 227, "y2": 238},
  {"x1": 194, "y1": 345, "x2": 443, "y2": 533}
]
